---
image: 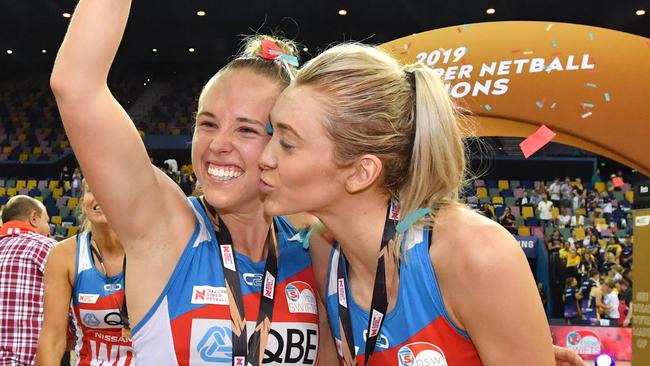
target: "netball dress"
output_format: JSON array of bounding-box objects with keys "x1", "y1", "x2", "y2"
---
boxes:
[
  {"x1": 132, "y1": 197, "x2": 319, "y2": 365},
  {"x1": 325, "y1": 225, "x2": 482, "y2": 366},
  {"x1": 71, "y1": 231, "x2": 134, "y2": 365}
]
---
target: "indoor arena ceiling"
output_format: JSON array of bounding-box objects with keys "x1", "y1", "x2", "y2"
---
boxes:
[{"x1": 1, "y1": 0, "x2": 649, "y2": 70}]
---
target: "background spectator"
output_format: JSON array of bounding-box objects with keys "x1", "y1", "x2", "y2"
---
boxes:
[{"x1": 0, "y1": 195, "x2": 56, "y2": 365}]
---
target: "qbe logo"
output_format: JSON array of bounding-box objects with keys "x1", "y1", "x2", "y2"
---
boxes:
[
  {"x1": 285, "y1": 281, "x2": 317, "y2": 315},
  {"x1": 397, "y1": 342, "x2": 448, "y2": 366},
  {"x1": 195, "y1": 325, "x2": 232, "y2": 363},
  {"x1": 190, "y1": 319, "x2": 318, "y2": 365}
]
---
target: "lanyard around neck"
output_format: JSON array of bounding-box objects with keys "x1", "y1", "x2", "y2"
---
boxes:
[
  {"x1": 336, "y1": 203, "x2": 397, "y2": 366},
  {"x1": 201, "y1": 196, "x2": 279, "y2": 366}
]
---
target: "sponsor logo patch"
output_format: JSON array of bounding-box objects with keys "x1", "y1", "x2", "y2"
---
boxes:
[
  {"x1": 79, "y1": 309, "x2": 123, "y2": 329},
  {"x1": 337, "y1": 278, "x2": 347, "y2": 308},
  {"x1": 398, "y1": 342, "x2": 448, "y2": 366},
  {"x1": 190, "y1": 319, "x2": 318, "y2": 365},
  {"x1": 243, "y1": 273, "x2": 263, "y2": 287},
  {"x1": 191, "y1": 285, "x2": 229, "y2": 305},
  {"x1": 78, "y1": 293, "x2": 100, "y2": 304},
  {"x1": 368, "y1": 309, "x2": 384, "y2": 337},
  {"x1": 221, "y1": 244, "x2": 236, "y2": 271},
  {"x1": 263, "y1": 271, "x2": 275, "y2": 299},
  {"x1": 285, "y1": 281, "x2": 317, "y2": 314}
]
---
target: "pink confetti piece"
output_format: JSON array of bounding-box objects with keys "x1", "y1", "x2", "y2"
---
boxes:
[
  {"x1": 535, "y1": 97, "x2": 546, "y2": 109},
  {"x1": 613, "y1": 177, "x2": 624, "y2": 187},
  {"x1": 519, "y1": 125, "x2": 556, "y2": 158}
]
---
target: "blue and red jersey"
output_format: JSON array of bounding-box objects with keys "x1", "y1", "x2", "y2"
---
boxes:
[
  {"x1": 325, "y1": 226, "x2": 482, "y2": 365},
  {"x1": 131, "y1": 197, "x2": 320, "y2": 365}
]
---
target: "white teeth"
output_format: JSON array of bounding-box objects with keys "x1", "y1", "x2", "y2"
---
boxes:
[
  {"x1": 93, "y1": 205, "x2": 101, "y2": 211},
  {"x1": 207, "y1": 164, "x2": 244, "y2": 181}
]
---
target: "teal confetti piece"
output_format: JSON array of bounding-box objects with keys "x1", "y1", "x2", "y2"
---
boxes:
[
  {"x1": 462, "y1": 24, "x2": 470, "y2": 29},
  {"x1": 551, "y1": 40, "x2": 558, "y2": 48},
  {"x1": 269, "y1": 49, "x2": 299, "y2": 67},
  {"x1": 586, "y1": 83, "x2": 597, "y2": 88},
  {"x1": 588, "y1": 33, "x2": 595, "y2": 41},
  {"x1": 483, "y1": 104, "x2": 492, "y2": 111},
  {"x1": 266, "y1": 121, "x2": 273, "y2": 135},
  {"x1": 604, "y1": 93, "x2": 611, "y2": 102},
  {"x1": 396, "y1": 208, "x2": 431, "y2": 234},
  {"x1": 582, "y1": 102, "x2": 594, "y2": 109},
  {"x1": 550, "y1": 102, "x2": 557, "y2": 109},
  {"x1": 536, "y1": 101, "x2": 544, "y2": 109}
]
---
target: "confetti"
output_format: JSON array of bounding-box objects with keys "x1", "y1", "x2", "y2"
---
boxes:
[
  {"x1": 550, "y1": 102, "x2": 557, "y2": 109},
  {"x1": 581, "y1": 111, "x2": 593, "y2": 119},
  {"x1": 551, "y1": 40, "x2": 558, "y2": 48},
  {"x1": 582, "y1": 102, "x2": 594, "y2": 108},
  {"x1": 604, "y1": 93, "x2": 611, "y2": 102},
  {"x1": 511, "y1": 49, "x2": 521, "y2": 53},
  {"x1": 462, "y1": 24, "x2": 470, "y2": 29},
  {"x1": 456, "y1": 26, "x2": 462, "y2": 33},
  {"x1": 523, "y1": 51, "x2": 533, "y2": 55},
  {"x1": 535, "y1": 97, "x2": 546, "y2": 109},
  {"x1": 400, "y1": 42, "x2": 412, "y2": 54},
  {"x1": 546, "y1": 23, "x2": 553, "y2": 31},
  {"x1": 588, "y1": 33, "x2": 596, "y2": 41},
  {"x1": 586, "y1": 83, "x2": 597, "y2": 88},
  {"x1": 613, "y1": 177, "x2": 624, "y2": 187},
  {"x1": 483, "y1": 104, "x2": 493, "y2": 111},
  {"x1": 519, "y1": 125, "x2": 556, "y2": 158},
  {"x1": 551, "y1": 51, "x2": 562, "y2": 57}
]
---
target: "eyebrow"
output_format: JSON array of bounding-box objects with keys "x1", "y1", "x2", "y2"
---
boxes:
[
  {"x1": 274, "y1": 121, "x2": 302, "y2": 140},
  {"x1": 196, "y1": 111, "x2": 264, "y2": 127}
]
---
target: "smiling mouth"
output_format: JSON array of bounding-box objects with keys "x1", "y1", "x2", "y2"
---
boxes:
[
  {"x1": 207, "y1": 163, "x2": 244, "y2": 181},
  {"x1": 93, "y1": 204, "x2": 102, "y2": 212}
]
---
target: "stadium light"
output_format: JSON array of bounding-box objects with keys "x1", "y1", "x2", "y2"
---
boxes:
[
  {"x1": 63, "y1": 12, "x2": 71, "y2": 18},
  {"x1": 637, "y1": 9, "x2": 646, "y2": 16},
  {"x1": 197, "y1": 10, "x2": 206, "y2": 16},
  {"x1": 595, "y1": 354, "x2": 615, "y2": 366},
  {"x1": 486, "y1": 8, "x2": 496, "y2": 14},
  {"x1": 338, "y1": 9, "x2": 347, "y2": 16}
]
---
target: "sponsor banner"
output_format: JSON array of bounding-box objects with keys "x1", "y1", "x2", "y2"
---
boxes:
[
  {"x1": 190, "y1": 319, "x2": 318, "y2": 365},
  {"x1": 550, "y1": 325, "x2": 632, "y2": 361},
  {"x1": 514, "y1": 235, "x2": 540, "y2": 258},
  {"x1": 382, "y1": 21, "x2": 650, "y2": 175}
]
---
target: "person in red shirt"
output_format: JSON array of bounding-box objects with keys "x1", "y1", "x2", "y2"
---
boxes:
[{"x1": 0, "y1": 195, "x2": 56, "y2": 365}]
